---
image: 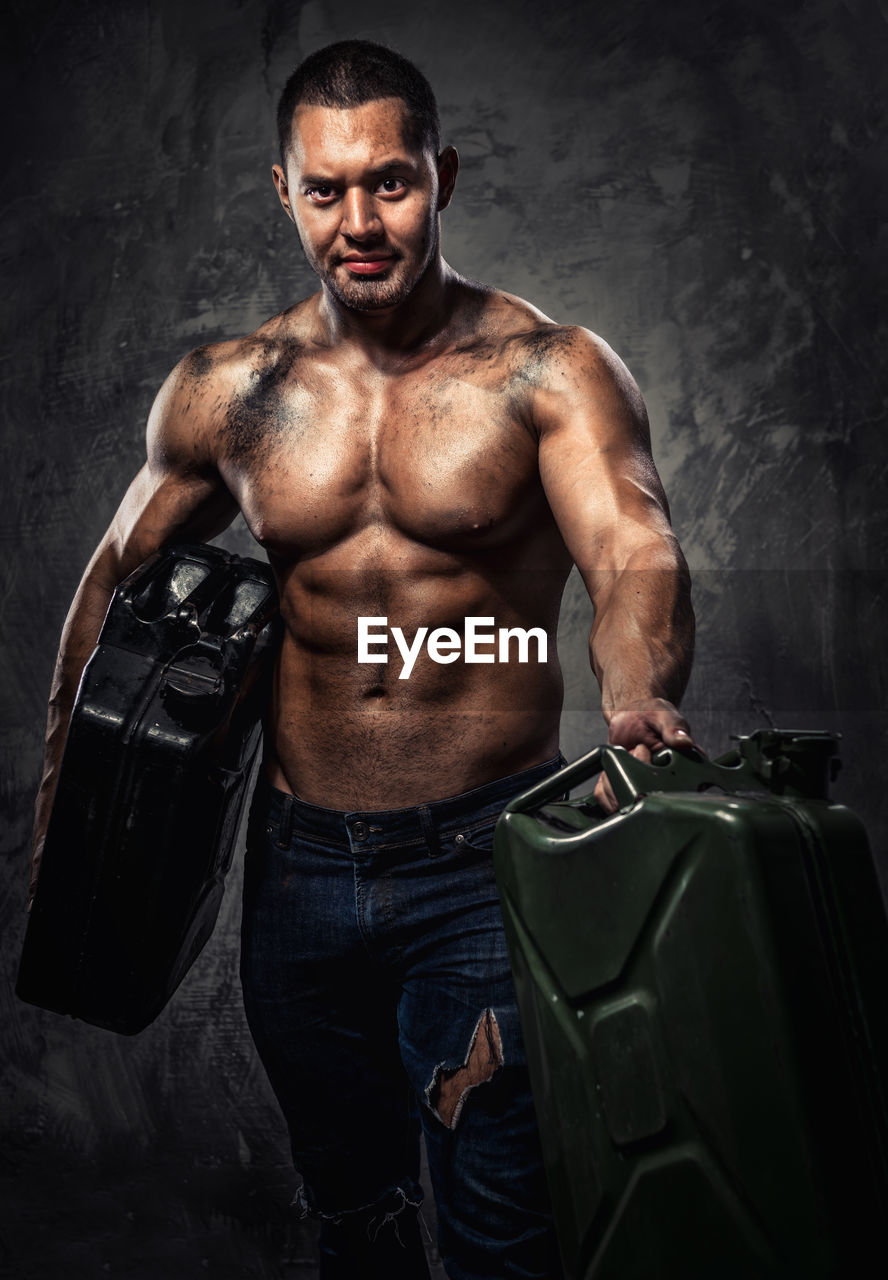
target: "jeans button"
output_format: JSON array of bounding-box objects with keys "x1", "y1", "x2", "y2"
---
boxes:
[{"x1": 352, "y1": 821, "x2": 369, "y2": 841}]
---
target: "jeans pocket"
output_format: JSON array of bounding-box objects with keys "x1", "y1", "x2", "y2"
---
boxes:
[{"x1": 453, "y1": 817, "x2": 500, "y2": 855}]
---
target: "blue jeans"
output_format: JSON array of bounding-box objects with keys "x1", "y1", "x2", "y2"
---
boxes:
[{"x1": 240, "y1": 756, "x2": 567, "y2": 1280}]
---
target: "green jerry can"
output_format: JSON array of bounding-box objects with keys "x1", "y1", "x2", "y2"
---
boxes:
[{"x1": 493, "y1": 730, "x2": 888, "y2": 1279}]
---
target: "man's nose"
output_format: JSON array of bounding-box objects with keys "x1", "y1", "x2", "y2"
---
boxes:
[{"x1": 340, "y1": 188, "x2": 381, "y2": 240}]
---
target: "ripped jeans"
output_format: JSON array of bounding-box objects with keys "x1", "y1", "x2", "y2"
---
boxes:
[{"x1": 240, "y1": 757, "x2": 567, "y2": 1280}]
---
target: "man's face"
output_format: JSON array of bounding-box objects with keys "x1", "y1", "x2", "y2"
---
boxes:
[{"x1": 276, "y1": 98, "x2": 449, "y2": 313}]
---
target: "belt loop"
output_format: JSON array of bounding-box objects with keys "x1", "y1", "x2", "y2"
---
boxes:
[
  {"x1": 419, "y1": 806, "x2": 441, "y2": 859},
  {"x1": 276, "y1": 793, "x2": 295, "y2": 849}
]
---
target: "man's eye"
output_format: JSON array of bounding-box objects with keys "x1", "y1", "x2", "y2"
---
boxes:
[
  {"x1": 378, "y1": 177, "x2": 406, "y2": 194},
  {"x1": 306, "y1": 185, "x2": 335, "y2": 202}
]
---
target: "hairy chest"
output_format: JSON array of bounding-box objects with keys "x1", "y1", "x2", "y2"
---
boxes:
[{"x1": 218, "y1": 360, "x2": 546, "y2": 557}]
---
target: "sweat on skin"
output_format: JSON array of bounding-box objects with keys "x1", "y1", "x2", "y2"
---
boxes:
[{"x1": 357, "y1": 615, "x2": 549, "y2": 679}]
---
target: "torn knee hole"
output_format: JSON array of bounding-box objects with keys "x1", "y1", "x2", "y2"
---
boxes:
[{"x1": 426, "y1": 1008, "x2": 504, "y2": 1129}]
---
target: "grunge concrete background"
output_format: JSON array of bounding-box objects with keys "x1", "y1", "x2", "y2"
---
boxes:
[{"x1": 1, "y1": 0, "x2": 886, "y2": 1274}]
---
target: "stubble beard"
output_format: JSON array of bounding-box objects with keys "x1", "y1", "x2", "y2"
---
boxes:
[
  {"x1": 312, "y1": 222, "x2": 439, "y2": 314},
  {"x1": 325, "y1": 264, "x2": 412, "y2": 312}
]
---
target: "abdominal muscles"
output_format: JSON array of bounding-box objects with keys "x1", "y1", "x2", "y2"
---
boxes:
[{"x1": 260, "y1": 528, "x2": 569, "y2": 809}]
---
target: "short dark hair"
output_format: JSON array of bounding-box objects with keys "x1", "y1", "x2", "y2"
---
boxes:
[{"x1": 276, "y1": 40, "x2": 441, "y2": 167}]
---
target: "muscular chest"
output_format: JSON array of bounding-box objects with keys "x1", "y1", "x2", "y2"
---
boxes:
[{"x1": 221, "y1": 363, "x2": 543, "y2": 557}]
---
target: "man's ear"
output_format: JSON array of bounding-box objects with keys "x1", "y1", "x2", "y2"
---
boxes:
[
  {"x1": 272, "y1": 164, "x2": 295, "y2": 223},
  {"x1": 436, "y1": 146, "x2": 459, "y2": 211}
]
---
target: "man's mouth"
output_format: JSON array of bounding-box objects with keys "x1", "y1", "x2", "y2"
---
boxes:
[{"x1": 340, "y1": 255, "x2": 396, "y2": 275}]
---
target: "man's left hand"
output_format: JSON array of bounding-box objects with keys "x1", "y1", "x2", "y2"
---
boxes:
[{"x1": 594, "y1": 697, "x2": 700, "y2": 813}]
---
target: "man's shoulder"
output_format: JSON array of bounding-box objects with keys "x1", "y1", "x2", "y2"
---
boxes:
[
  {"x1": 146, "y1": 301, "x2": 320, "y2": 463},
  {"x1": 172, "y1": 299, "x2": 319, "y2": 395},
  {"x1": 460, "y1": 282, "x2": 614, "y2": 376},
  {"x1": 460, "y1": 285, "x2": 645, "y2": 439}
]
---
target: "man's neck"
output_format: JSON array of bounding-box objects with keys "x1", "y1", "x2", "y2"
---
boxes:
[{"x1": 317, "y1": 257, "x2": 459, "y2": 362}]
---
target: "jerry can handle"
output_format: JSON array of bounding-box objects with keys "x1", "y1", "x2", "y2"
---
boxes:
[
  {"x1": 506, "y1": 729, "x2": 841, "y2": 813},
  {"x1": 505, "y1": 745, "x2": 739, "y2": 813},
  {"x1": 506, "y1": 746, "x2": 608, "y2": 813},
  {"x1": 596, "y1": 743, "x2": 758, "y2": 805}
]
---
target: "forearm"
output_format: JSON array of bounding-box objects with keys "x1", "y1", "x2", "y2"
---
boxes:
[
  {"x1": 30, "y1": 546, "x2": 122, "y2": 893},
  {"x1": 588, "y1": 536, "x2": 695, "y2": 722}
]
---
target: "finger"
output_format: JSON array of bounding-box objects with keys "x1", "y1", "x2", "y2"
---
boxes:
[
  {"x1": 593, "y1": 772, "x2": 619, "y2": 814},
  {"x1": 653, "y1": 712, "x2": 703, "y2": 754},
  {"x1": 664, "y1": 726, "x2": 704, "y2": 755},
  {"x1": 630, "y1": 743, "x2": 652, "y2": 763},
  {"x1": 666, "y1": 724, "x2": 695, "y2": 746},
  {"x1": 613, "y1": 721, "x2": 662, "y2": 750}
]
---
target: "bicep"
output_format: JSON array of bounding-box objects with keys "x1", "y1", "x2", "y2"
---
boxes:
[
  {"x1": 92, "y1": 356, "x2": 238, "y2": 587},
  {"x1": 96, "y1": 460, "x2": 238, "y2": 584},
  {"x1": 535, "y1": 334, "x2": 675, "y2": 592}
]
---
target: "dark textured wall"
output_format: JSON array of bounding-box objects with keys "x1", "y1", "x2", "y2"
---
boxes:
[{"x1": 2, "y1": 0, "x2": 886, "y2": 1275}]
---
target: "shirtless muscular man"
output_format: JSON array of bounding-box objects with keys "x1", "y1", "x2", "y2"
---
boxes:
[{"x1": 31, "y1": 41, "x2": 695, "y2": 1280}]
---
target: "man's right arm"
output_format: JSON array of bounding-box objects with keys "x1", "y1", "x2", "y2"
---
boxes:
[{"x1": 29, "y1": 351, "x2": 239, "y2": 902}]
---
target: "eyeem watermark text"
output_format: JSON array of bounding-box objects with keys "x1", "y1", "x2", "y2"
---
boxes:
[{"x1": 358, "y1": 616, "x2": 548, "y2": 680}]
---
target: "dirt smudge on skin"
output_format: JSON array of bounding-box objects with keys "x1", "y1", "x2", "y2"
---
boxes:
[{"x1": 224, "y1": 339, "x2": 307, "y2": 473}]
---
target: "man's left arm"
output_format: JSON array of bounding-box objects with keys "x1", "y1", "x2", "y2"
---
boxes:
[{"x1": 534, "y1": 327, "x2": 697, "y2": 803}]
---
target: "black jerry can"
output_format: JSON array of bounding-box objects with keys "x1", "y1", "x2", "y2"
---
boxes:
[
  {"x1": 17, "y1": 542, "x2": 281, "y2": 1035},
  {"x1": 493, "y1": 730, "x2": 888, "y2": 1279}
]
